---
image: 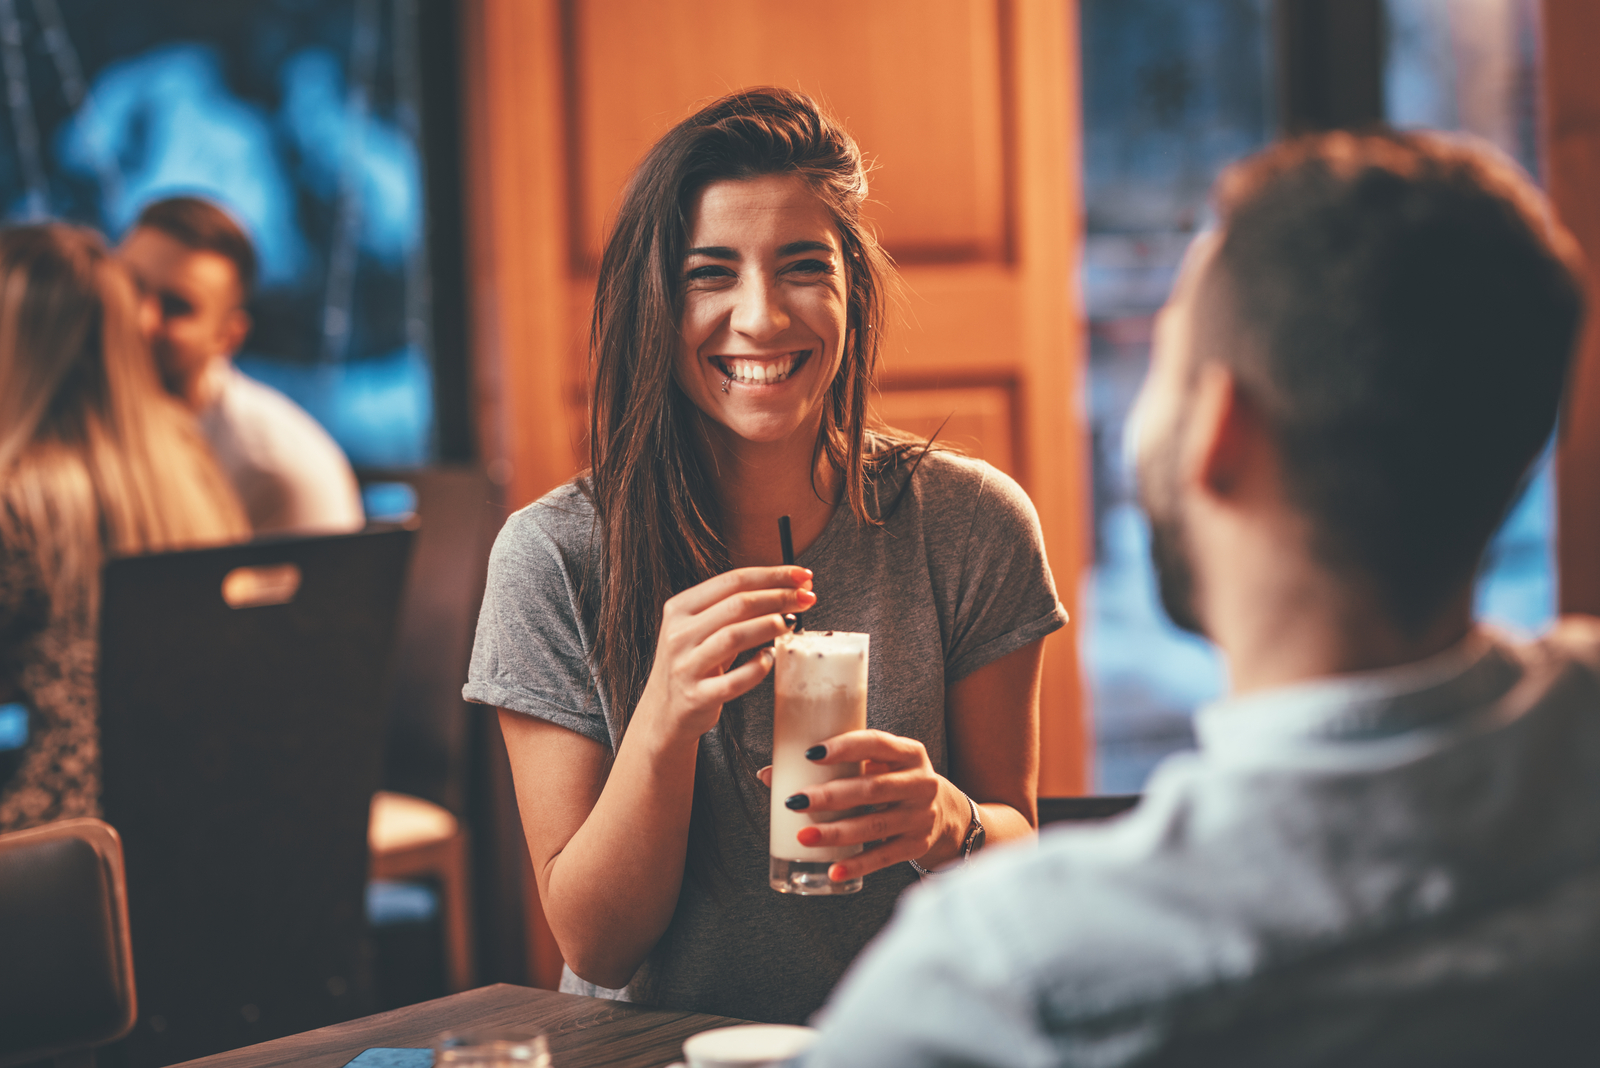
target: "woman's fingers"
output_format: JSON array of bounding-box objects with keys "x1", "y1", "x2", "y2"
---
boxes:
[
  {"x1": 685, "y1": 613, "x2": 794, "y2": 677},
  {"x1": 806, "y1": 729, "x2": 929, "y2": 769},
  {"x1": 670, "y1": 566, "x2": 811, "y2": 616},
  {"x1": 677, "y1": 585, "x2": 815, "y2": 649},
  {"x1": 779, "y1": 728, "x2": 945, "y2": 873},
  {"x1": 825, "y1": 838, "x2": 928, "y2": 882},
  {"x1": 697, "y1": 647, "x2": 775, "y2": 705},
  {"x1": 792, "y1": 768, "x2": 937, "y2": 814},
  {"x1": 793, "y1": 802, "x2": 930, "y2": 851}
]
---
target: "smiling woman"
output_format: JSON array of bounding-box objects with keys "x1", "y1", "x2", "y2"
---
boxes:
[{"x1": 464, "y1": 88, "x2": 1068, "y2": 1024}]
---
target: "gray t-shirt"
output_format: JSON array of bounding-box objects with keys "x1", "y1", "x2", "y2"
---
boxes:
[{"x1": 464, "y1": 450, "x2": 1067, "y2": 1023}]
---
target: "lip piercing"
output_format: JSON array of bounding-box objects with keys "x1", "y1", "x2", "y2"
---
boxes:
[{"x1": 720, "y1": 377, "x2": 731, "y2": 393}]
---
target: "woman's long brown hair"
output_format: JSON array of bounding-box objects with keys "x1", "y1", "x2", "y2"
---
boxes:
[
  {"x1": 0, "y1": 223, "x2": 249, "y2": 620},
  {"x1": 585, "y1": 88, "x2": 922, "y2": 886}
]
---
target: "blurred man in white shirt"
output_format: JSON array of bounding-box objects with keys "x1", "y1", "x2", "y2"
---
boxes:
[{"x1": 120, "y1": 196, "x2": 364, "y2": 537}]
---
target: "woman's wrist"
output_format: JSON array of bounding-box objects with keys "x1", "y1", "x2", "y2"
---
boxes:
[
  {"x1": 627, "y1": 687, "x2": 709, "y2": 763},
  {"x1": 912, "y1": 776, "x2": 978, "y2": 872}
]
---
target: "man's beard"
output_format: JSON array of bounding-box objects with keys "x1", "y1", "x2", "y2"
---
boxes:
[{"x1": 1137, "y1": 432, "x2": 1206, "y2": 637}]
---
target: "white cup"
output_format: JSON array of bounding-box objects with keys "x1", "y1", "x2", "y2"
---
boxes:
[{"x1": 681, "y1": 1024, "x2": 820, "y2": 1068}]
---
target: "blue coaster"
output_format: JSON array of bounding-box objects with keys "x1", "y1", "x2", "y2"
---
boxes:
[{"x1": 340, "y1": 1049, "x2": 433, "y2": 1068}]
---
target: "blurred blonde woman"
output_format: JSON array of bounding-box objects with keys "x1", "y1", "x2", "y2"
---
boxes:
[{"x1": 0, "y1": 223, "x2": 248, "y2": 832}]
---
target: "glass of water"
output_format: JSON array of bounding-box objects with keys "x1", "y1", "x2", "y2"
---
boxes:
[{"x1": 434, "y1": 1030, "x2": 551, "y2": 1068}]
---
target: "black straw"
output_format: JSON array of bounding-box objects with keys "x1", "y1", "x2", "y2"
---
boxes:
[{"x1": 778, "y1": 515, "x2": 804, "y2": 632}]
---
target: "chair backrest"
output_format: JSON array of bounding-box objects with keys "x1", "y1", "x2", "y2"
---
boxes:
[
  {"x1": 0, "y1": 818, "x2": 136, "y2": 1068},
  {"x1": 1038, "y1": 795, "x2": 1140, "y2": 825},
  {"x1": 357, "y1": 466, "x2": 502, "y2": 813},
  {"x1": 97, "y1": 528, "x2": 413, "y2": 1068}
]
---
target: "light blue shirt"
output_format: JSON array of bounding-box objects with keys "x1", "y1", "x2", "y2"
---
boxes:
[{"x1": 806, "y1": 621, "x2": 1600, "y2": 1067}]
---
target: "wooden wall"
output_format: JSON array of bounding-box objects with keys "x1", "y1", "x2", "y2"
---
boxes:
[
  {"x1": 1543, "y1": 0, "x2": 1600, "y2": 616},
  {"x1": 462, "y1": 0, "x2": 1087, "y2": 985}
]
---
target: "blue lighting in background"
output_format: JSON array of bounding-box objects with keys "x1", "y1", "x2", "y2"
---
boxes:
[
  {"x1": 361, "y1": 481, "x2": 419, "y2": 524},
  {"x1": 0, "y1": 703, "x2": 28, "y2": 752},
  {"x1": 1, "y1": 2, "x2": 436, "y2": 469},
  {"x1": 56, "y1": 43, "x2": 310, "y2": 282},
  {"x1": 1477, "y1": 450, "x2": 1556, "y2": 636},
  {"x1": 366, "y1": 879, "x2": 438, "y2": 926},
  {"x1": 280, "y1": 47, "x2": 421, "y2": 267}
]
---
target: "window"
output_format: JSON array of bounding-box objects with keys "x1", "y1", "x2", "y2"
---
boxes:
[
  {"x1": 0, "y1": 0, "x2": 440, "y2": 467},
  {"x1": 1081, "y1": 0, "x2": 1552, "y2": 792},
  {"x1": 1081, "y1": 0, "x2": 1269, "y2": 791},
  {"x1": 1386, "y1": 0, "x2": 1553, "y2": 638}
]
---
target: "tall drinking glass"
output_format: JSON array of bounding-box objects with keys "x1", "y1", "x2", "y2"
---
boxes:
[{"x1": 769, "y1": 630, "x2": 868, "y2": 895}]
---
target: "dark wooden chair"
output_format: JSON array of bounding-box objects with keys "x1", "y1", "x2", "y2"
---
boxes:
[
  {"x1": 1038, "y1": 795, "x2": 1141, "y2": 825},
  {"x1": 97, "y1": 528, "x2": 413, "y2": 1068},
  {"x1": 357, "y1": 466, "x2": 504, "y2": 993},
  {"x1": 356, "y1": 468, "x2": 552, "y2": 991},
  {"x1": 0, "y1": 818, "x2": 136, "y2": 1068}
]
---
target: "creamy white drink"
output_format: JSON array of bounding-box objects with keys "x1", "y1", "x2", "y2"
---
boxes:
[{"x1": 769, "y1": 630, "x2": 868, "y2": 895}]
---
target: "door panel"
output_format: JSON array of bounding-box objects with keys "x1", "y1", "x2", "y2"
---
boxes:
[
  {"x1": 875, "y1": 381, "x2": 1021, "y2": 479},
  {"x1": 1544, "y1": 0, "x2": 1600, "y2": 614},
  {"x1": 569, "y1": 0, "x2": 1010, "y2": 269}
]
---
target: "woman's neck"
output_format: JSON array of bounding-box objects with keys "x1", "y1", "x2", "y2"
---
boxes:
[{"x1": 698, "y1": 418, "x2": 840, "y2": 568}]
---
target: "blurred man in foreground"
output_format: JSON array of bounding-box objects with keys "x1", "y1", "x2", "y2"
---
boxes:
[
  {"x1": 808, "y1": 132, "x2": 1600, "y2": 1066},
  {"x1": 119, "y1": 196, "x2": 364, "y2": 536}
]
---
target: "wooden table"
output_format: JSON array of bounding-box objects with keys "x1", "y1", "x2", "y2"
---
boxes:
[{"x1": 171, "y1": 984, "x2": 748, "y2": 1068}]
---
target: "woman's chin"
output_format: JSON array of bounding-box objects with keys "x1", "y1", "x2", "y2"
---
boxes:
[{"x1": 704, "y1": 408, "x2": 817, "y2": 449}]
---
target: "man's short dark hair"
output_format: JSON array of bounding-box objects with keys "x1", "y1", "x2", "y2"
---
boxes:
[
  {"x1": 133, "y1": 196, "x2": 258, "y2": 298},
  {"x1": 1207, "y1": 130, "x2": 1585, "y2": 631}
]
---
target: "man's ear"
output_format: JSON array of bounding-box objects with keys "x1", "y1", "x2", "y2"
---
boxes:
[
  {"x1": 221, "y1": 307, "x2": 252, "y2": 359},
  {"x1": 1183, "y1": 363, "x2": 1269, "y2": 500}
]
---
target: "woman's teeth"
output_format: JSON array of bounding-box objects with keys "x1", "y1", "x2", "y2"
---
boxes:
[{"x1": 720, "y1": 353, "x2": 801, "y2": 385}]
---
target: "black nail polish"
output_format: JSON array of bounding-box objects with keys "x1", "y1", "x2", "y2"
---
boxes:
[
  {"x1": 805, "y1": 745, "x2": 826, "y2": 761},
  {"x1": 785, "y1": 793, "x2": 810, "y2": 810}
]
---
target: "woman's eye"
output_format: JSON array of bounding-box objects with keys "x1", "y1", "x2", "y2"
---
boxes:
[
  {"x1": 785, "y1": 259, "x2": 833, "y2": 276},
  {"x1": 685, "y1": 264, "x2": 734, "y2": 282}
]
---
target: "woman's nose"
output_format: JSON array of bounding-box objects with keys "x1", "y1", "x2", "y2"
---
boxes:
[{"x1": 730, "y1": 277, "x2": 790, "y2": 339}]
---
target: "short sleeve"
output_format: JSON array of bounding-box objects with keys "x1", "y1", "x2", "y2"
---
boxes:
[
  {"x1": 944, "y1": 465, "x2": 1069, "y2": 682},
  {"x1": 462, "y1": 501, "x2": 612, "y2": 749}
]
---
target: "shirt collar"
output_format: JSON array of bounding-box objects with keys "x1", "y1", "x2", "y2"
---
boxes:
[
  {"x1": 194, "y1": 356, "x2": 236, "y2": 412},
  {"x1": 1194, "y1": 627, "x2": 1521, "y2": 756}
]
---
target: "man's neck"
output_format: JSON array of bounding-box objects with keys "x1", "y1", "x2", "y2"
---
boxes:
[
  {"x1": 179, "y1": 355, "x2": 233, "y2": 413},
  {"x1": 1202, "y1": 521, "x2": 1475, "y2": 695}
]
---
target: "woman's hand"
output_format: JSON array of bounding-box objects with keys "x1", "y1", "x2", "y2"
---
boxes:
[
  {"x1": 781, "y1": 729, "x2": 973, "y2": 882},
  {"x1": 635, "y1": 565, "x2": 815, "y2": 743}
]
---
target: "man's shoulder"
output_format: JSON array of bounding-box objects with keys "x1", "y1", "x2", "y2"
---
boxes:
[
  {"x1": 809, "y1": 799, "x2": 1227, "y2": 1066},
  {"x1": 213, "y1": 367, "x2": 344, "y2": 459},
  {"x1": 893, "y1": 791, "x2": 1227, "y2": 998}
]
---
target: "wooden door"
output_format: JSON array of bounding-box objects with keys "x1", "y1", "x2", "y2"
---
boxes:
[
  {"x1": 1543, "y1": 0, "x2": 1600, "y2": 615},
  {"x1": 463, "y1": 0, "x2": 1088, "y2": 985}
]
